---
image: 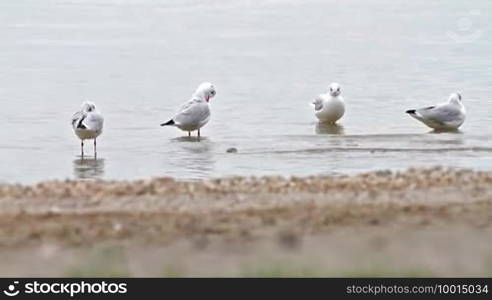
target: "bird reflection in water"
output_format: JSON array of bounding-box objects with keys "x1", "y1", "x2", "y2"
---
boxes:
[
  {"x1": 73, "y1": 157, "x2": 105, "y2": 180},
  {"x1": 315, "y1": 123, "x2": 345, "y2": 135},
  {"x1": 167, "y1": 137, "x2": 215, "y2": 178}
]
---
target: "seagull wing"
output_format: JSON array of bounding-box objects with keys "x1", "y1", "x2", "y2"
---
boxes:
[
  {"x1": 71, "y1": 110, "x2": 103, "y2": 131},
  {"x1": 173, "y1": 99, "x2": 210, "y2": 127},
  {"x1": 416, "y1": 103, "x2": 462, "y2": 124},
  {"x1": 312, "y1": 94, "x2": 325, "y2": 111},
  {"x1": 84, "y1": 112, "x2": 104, "y2": 132},
  {"x1": 71, "y1": 110, "x2": 86, "y2": 129},
  {"x1": 177, "y1": 99, "x2": 196, "y2": 112}
]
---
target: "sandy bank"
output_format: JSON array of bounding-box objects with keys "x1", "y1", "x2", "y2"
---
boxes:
[{"x1": 0, "y1": 167, "x2": 491, "y2": 276}]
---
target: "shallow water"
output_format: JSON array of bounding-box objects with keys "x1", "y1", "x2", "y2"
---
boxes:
[{"x1": 1, "y1": 0, "x2": 492, "y2": 183}]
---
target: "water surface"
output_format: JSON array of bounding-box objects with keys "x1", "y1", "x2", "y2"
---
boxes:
[{"x1": 1, "y1": 0, "x2": 492, "y2": 183}]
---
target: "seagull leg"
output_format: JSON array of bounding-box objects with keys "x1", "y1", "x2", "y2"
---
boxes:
[
  {"x1": 94, "y1": 139, "x2": 97, "y2": 159},
  {"x1": 188, "y1": 131, "x2": 191, "y2": 137},
  {"x1": 81, "y1": 140, "x2": 84, "y2": 158},
  {"x1": 198, "y1": 129, "x2": 201, "y2": 138}
]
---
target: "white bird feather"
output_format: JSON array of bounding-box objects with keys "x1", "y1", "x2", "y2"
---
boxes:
[
  {"x1": 161, "y1": 82, "x2": 216, "y2": 136},
  {"x1": 312, "y1": 82, "x2": 345, "y2": 124},
  {"x1": 71, "y1": 101, "x2": 104, "y2": 157},
  {"x1": 72, "y1": 101, "x2": 104, "y2": 140},
  {"x1": 406, "y1": 93, "x2": 466, "y2": 130}
]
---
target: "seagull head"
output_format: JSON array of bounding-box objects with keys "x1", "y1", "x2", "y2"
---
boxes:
[
  {"x1": 193, "y1": 82, "x2": 217, "y2": 102},
  {"x1": 81, "y1": 101, "x2": 97, "y2": 112},
  {"x1": 328, "y1": 82, "x2": 342, "y2": 97},
  {"x1": 448, "y1": 93, "x2": 462, "y2": 104}
]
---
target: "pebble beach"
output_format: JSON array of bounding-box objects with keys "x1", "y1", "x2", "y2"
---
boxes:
[{"x1": 1, "y1": 167, "x2": 491, "y2": 276}]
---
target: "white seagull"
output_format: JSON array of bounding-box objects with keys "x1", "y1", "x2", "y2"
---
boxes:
[
  {"x1": 406, "y1": 93, "x2": 466, "y2": 131},
  {"x1": 312, "y1": 82, "x2": 345, "y2": 124},
  {"x1": 161, "y1": 82, "x2": 216, "y2": 137},
  {"x1": 71, "y1": 101, "x2": 104, "y2": 157}
]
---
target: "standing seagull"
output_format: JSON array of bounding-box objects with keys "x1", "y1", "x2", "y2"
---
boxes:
[
  {"x1": 406, "y1": 93, "x2": 466, "y2": 131},
  {"x1": 161, "y1": 82, "x2": 216, "y2": 137},
  {"x1": 71, "y1": 101, "x2": 104, "y2": 158},
  {"x1": 312, "y1": 82, "x2": 345, "y2": 124}
]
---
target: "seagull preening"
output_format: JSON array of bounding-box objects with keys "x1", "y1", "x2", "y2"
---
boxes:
[
  {"x1": 312, "y1": 82, "x2": 345, "y2": 124},
  {"x1": 406, "y1": 93, "x2": 466, "y2": 131},
  {"x1": 160, "y1": 82, "x2": 216, "y2": 137},
  {"x1": 71, "y1": 101, "x2": 104, "y2": 157}
]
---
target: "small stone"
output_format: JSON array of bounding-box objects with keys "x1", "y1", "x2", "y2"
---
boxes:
[
  {"x1": 369, "y1": 218, "x2": 380, "y2": 225},
  {"x1": 226, "y1": 147, "x2": 238, "y2": 153},
  {"x1": 277, "y1": 229, "x2": 302, "y2": 250}
]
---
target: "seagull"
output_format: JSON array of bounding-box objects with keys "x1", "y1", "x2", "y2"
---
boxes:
[
  {"x1": 71, "y1": 101, "x2": 104, "y2": 158},
  {"x1": 406, "y1": 93, "x2": 466, "y2": 131},
  {"x1": 161, "y1": 82, "x2": 216, "y2": 137},
  {"x1": 312, "y1": 82, "x2": 345, "y2": 124}
]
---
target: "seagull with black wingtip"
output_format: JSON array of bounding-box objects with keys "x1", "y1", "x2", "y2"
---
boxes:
[
  {"x1": 161, "y1": 82, "x2": 217, "y2": 137},
  {"x1": 406, "y1": 93, "x2": 466, "y2": 131},
  {"x1": 71, "y1": 101, "x2": 104, "y2": 157}
]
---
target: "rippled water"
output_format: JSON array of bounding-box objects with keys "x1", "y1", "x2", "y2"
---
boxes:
[{"x1": 1, "y1": 0, "x2": 492, "y2": 183}]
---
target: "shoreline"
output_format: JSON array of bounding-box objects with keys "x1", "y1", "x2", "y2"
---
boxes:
[{"x1": 0, "y1": 167, "x2": 491, "y2": 276}]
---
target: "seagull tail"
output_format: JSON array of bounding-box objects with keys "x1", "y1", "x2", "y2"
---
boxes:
[
  {"x1": 160, "y1": 119, "x2": 175, "y2": 126},
  {"x1": 406, "y1": 109, "x2": 426, "y2": 123}
]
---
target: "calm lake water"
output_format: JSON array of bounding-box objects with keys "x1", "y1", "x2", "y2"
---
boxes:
[{"x1": 1, "y1": 0, "x2": 492, "y2": 183}]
